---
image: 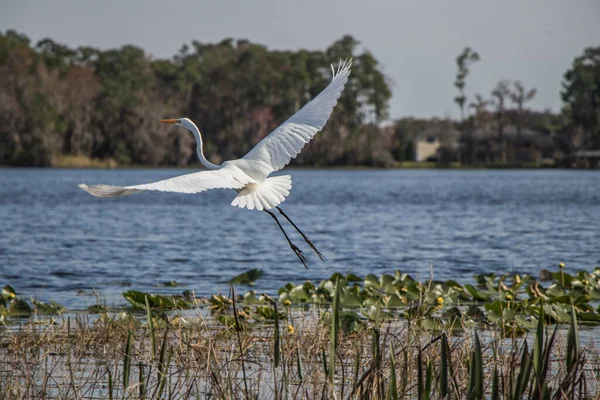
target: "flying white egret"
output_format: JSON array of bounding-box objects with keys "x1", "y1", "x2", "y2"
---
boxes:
[{"x1": 79, "y1": 59, "x2": 352, "y2": 267}]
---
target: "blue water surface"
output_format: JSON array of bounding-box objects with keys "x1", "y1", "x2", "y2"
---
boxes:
[{"x1": 1, "y1": 168, "x2": 599, "y2": 309}]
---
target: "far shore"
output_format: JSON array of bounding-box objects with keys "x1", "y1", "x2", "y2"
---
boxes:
[{"x1": 1, "y1": 155, "x2": 590, "y2": 170}]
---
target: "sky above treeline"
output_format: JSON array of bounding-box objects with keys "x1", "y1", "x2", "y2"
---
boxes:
[{"x1": 2, "y1": 0, "x2": 599, "y2": 120}]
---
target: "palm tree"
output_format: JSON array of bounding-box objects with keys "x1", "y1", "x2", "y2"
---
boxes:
[
  {"x1": 510, "y1": 81, "x2": 537, "y2": 148},
  {"x1": 492, "y1": 80, "x2": 511, "y2": 164},
  {"x1": 454, "y1": 47, "x2": 480, "y2": 164}
]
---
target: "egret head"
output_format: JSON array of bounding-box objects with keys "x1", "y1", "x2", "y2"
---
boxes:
[{"x1": 159, "y1": 118, "x2": 194, "y2": 130}]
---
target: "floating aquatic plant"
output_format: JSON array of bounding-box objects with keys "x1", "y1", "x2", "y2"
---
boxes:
[
  {"x1": 228, "y1": 268, "x2": 264, "y2": 286},
  {"x1": 123, "y1": 290, "x2": 188, "y2": 310}
]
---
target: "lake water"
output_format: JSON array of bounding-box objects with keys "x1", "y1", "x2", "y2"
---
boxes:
[{"x1": 1, "y1": 168, "x2": 599, "y2": 309}]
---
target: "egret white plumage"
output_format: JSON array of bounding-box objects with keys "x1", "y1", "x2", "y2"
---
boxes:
[{"x1": 79, "y1": 59, "x2": 352, "y2": 267}]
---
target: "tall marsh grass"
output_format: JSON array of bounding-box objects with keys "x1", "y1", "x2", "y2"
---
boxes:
[
  {"x1": 2, "y1": 267, "x2": 600, "y2": 398},
  {"x1": 0, "y1": 295, "x2": 598, "y2": 399}
]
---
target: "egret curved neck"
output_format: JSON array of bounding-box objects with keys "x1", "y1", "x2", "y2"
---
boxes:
[{"x1": 187, "y1": 122, "x2": 220, "y2": 170}]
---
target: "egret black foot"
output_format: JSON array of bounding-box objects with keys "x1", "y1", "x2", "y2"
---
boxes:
[
  {"x1": 290, "y1": 244, "x2": 308, "y2": 269},
  {"x1": 265, "y1": 209, "x2": 309, "y2": 269},
  {"x1": 276, "y1": 206, "x2": 325, "y2": 261},
  {"x1": 301, "y1": 235, "x2": 324, "y2": 261}
]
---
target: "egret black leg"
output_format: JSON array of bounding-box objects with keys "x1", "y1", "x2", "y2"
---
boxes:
[
  {"x1": 276, "y1": 206, "x2": 324, "y2": 261},
  {"x1": 265, "y1": 209, "x2": 308, "y2": 269}
]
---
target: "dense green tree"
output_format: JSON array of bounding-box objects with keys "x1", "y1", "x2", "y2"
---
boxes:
[
  {"x1": 561, "y1": 46, "x2": 600, "y2": 149},
  {"x1": 36, "y1": 38, "x2": 76, "y2": 73},
  {"x1": 0, "y1": 30, "x2": 63, "y2": 166},
  {"x1": 0, "y1": 31, "x2": 392, "y2": 167},
  {"x1": 1, "y1": 30, "x2": 588, "y2": 168}
]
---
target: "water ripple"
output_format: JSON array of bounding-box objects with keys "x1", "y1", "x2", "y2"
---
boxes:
[{"x1": 1, "y1": 168, "x2": 599, "y2": 308}]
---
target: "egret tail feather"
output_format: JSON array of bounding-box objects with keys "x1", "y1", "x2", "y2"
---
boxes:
[{"x1": 78, "y1": 184, "x2": 141, "y2": 198}]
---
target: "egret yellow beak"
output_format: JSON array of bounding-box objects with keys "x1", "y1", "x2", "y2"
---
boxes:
[{"x1": 159, "y1": 119, "x2": 180, "y2": 124}]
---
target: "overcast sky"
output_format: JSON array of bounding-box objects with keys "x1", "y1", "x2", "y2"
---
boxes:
[{"x1": 2, "y1": 0, "x2": 599, "y2": 120}]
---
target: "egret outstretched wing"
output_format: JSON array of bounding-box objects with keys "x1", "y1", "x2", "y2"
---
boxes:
[
  {"x1": 242, "y1": 59, "x2": 352, "y2": 176},
  {"x1": 79, "y1": 163, "x2": 253, "y2": 198}
]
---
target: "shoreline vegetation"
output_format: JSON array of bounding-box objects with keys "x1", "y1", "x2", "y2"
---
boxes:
[
  {"x1": 0, "y1": 154, "x2": 575, "y2": 170},
  {"x1": 1, "y1": 266, "x2": 600, "y2": 398},
  {"x1": 2, "y1": 30, "x2": 599, "y2": 170}
]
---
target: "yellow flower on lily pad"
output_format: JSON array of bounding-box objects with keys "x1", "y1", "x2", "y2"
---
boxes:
[
  {"x1": 2, "y1": 285, "x2": 16, "y2": 299},
  {"x1": 435, "y1": 297, "x2": 444, "y2": 307}
]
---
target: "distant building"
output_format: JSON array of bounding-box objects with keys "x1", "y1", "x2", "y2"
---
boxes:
[
  {"x1": 563, "y1": 150, "x2": 600, "y2": 168},
  {"x1": 413, "y1": 124, "x2": 461, "y2": 162}
]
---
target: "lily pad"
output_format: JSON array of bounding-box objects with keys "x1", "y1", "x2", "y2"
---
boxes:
[
  {"x1": 340, "y1": 311, "x2": 364, "y2": 333},
  {"x1": 514, "y1": 315, "x2": 537, "y2": 330},
  {"x1": 209, "y1": 293, "x2": 233, "y2": 313},
  {"x1": 32, "y1": 299, "x2": 66, "y2": 315},
  {"x1": 577, "y1": 310, "x2": 600, "y2": 323},
  {"x1": 216, "y1": 314, "x2": 237, "y2": 329},
  {"x1": 123, "y1": 290, "x2": 189, "y2": 310},
  {"x1": 551, "y1": 271, "x2": 574, "y2": 288},
  {"x1": 8, "y1": 298, "x2": 31, "y2": 317},
  {"x1": 466, "y1": 305, "x2": 486, "y2": 321},
  {"x1": 464, "y1": 284, "x2": 490, "y2": 301},
  {"x1": 420, "y1": 316, "x2": 443, "y2": 331},
  {"x1": 289, "y1": 285, "x2": 311, "y2": 303},
  {"x1": 254, "y1": 305, "x2": 285, "y2": 321},
  {"x1": 242, "y1": 291, "x2": 265, "y2": 305},
  {"x1": 383, "y1": 294, "x2": 405, "y2": 309},
  {"x1": 2, "y1": 285, "x2": 16, "y2": 299},
  {"x1": 589, "y1": 289, "x2": 600, "y2": 300},
  {"x1": 341, "y1": 291, "x2": 364, "y2": 307},
  {"x1": 546, "y1": 284, "x2": 566, "y2": 298},
  {"x1": 87, "y1": 304, "x2": 108, "y2": 313},
  {"x1": 346, "y1": 273, "x2": 362, "y2": 282},
  {"x1": 441, "y1": 306, "x2": 462, "y2": 320},
  {"x1": 156, "y1": 280, "x2": 181, "y2": 287},
  {"x1": 229, "y1": 269, "x2": 264, "y2": 286},
  {"x1": 367, "y1": 302, "x2": 392, "y2": 323}
]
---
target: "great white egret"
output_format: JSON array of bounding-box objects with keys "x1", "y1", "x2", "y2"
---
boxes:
[{"x1": 79, "y1": 59, "x2": 352, "y2": 267}]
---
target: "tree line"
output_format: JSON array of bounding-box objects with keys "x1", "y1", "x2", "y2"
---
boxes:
[{"x1": 0, "y1": 29, "x2": 598, "y2": 167}]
